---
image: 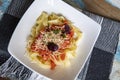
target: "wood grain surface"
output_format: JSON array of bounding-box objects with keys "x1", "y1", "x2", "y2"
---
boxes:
[{"x1": 83, "y1": 0, "x2": 120, "y2": 21}]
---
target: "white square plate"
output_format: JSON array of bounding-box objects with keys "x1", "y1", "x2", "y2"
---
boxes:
[{"x1": 8, "y1": 0, "x2": 101, "y2": 80}]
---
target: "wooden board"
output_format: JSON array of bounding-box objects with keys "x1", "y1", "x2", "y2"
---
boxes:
[
  {"x1": 84, "y1": 0, "x2": 120, "y2": 21},
  {"x1": 63, "y1": 0, "x2": 120, "y2": 21}
]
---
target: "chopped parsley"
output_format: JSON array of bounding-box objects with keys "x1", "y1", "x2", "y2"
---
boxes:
[
  {"x1": 35, "y1": 23, "x2": 39, "y2": 26},
  {"x1": 53, "y1": 29, "x2": 60, "y2": 34},
  {"x1": 61, "y1": 33, "x2": 66, "y2": 38}
]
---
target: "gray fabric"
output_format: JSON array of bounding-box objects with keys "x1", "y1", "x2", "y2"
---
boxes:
[
  {"x1": 0, "y1": 57, "x2": 32, "y2": 80},
  {"x1": 6, "y1": 0, "x2": 33, "y2": 18},
  {"x1": 95, "y1": 18, "x2": 120, "y2": 54}
]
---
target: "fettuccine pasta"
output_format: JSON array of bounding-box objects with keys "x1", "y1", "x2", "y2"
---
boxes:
[{"x1": 26, "y1": 11, "x2": 82, "y2": 70}]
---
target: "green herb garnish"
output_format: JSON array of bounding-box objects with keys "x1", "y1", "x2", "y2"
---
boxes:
[
  {"x1": 35, "y1": 23, "x2": 39, "y2": 26},
  {"x1": 53, "y1": 29, "x2": 60, "y2": 34},
  {"x1": 61, "y1": 33, "x2": 66, "y2": 38}
]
